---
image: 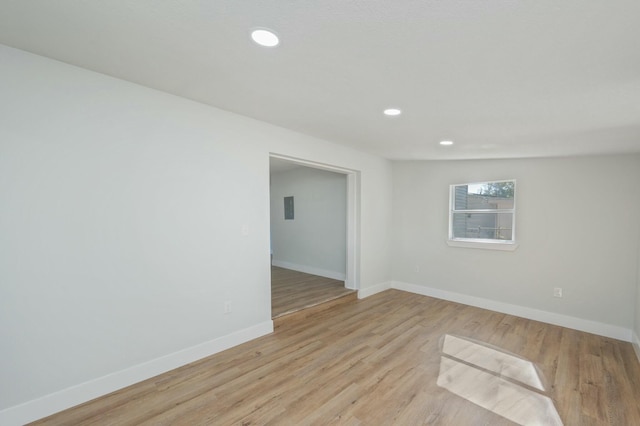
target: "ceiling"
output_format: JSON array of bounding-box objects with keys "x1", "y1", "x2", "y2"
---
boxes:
[{"x1": 1, "y1": 1, "x2": 639, "y2": 160}]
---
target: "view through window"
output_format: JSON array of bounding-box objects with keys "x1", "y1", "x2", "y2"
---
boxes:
[{"x1": 449, "y1": 180, "x2": 516, "y2": 243}]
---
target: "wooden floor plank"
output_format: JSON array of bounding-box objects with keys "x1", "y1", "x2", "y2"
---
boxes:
[
  {"x1": 271, "y1": 266, "x2": 354, "y2": 319},
  {"x1": 30, "y1": 290, "x2": 640, "y2": 425}
]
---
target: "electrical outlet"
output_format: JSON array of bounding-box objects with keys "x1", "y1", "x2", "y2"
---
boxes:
[
  {"x1": 224, "y1": 301, "x2": 232, "y2": 314},
  {"x1": 553, "y1": 288, "x2": 563, "y2": 298}
]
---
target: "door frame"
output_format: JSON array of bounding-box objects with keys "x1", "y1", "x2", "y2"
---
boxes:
[{"x1": 269, "y1": 153, "x2": 360, "y2": 290}]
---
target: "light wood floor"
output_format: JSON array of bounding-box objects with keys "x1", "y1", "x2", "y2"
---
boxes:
[
  {"x1": 31, "y1": 290, "x2": 640, "y2": 425},
  {"x1": 271, "y1": 266, "x2": 354, "y2": 319}
]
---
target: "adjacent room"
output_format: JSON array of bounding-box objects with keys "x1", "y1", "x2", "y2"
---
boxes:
[
  {"x1": 269, "y1": 158, "x2": 355, "y2": 323},
  {"x1": 1, "y1": 2, "x2": 640, "y2": 425}
]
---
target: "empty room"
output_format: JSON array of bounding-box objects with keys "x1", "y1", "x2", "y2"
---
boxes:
[{"x1": 1, "y1": 2, "x2": 640, "y2": 425}]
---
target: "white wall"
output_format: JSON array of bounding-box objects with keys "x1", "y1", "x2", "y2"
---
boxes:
[
  {"x1": 391, "y1": 156, "x2": 640, "y2": 338},
  {"x1": 270, "y1": 167, "x2": 347, "y2": 279},
  {"x1": 635, "y1": 230, "x2": 640, "y2": 359},
  {"x1": 0, "y1": 45, "x2": 393, "y2": 423}
]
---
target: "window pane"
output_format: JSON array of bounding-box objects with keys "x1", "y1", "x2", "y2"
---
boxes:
[
  {"x1": 452, "y1": 212, "x2": 513, "y2": 240},
  {"x1": 454, "y1": 181, "x2": 514, "y2": 210}
]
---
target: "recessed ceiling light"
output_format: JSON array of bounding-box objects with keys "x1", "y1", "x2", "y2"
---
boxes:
[
  {"x1": 383, "y1": 108, "x2": 402, "y2": 116},
  {"x1": 439, "y1": 140, "x2": 454, "y2": 146},
  {"x1": 251, "y1": 29, "x2": 279, "y2": 47}
]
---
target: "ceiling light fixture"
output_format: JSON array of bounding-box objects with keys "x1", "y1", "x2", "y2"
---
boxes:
[
  {"x1": 251, "y1": 29, "x2": 279, "y2": 47},
  {"x1": 439, "y1": 140, "x2": 454, "y2": 146},
  {"x1": 383, "y1": 108, "x2": 402, "y2": 116}
]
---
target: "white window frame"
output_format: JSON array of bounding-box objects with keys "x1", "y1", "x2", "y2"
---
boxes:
[{"x1": 447, "y1": 179, "x2": 518, "y2": 251}]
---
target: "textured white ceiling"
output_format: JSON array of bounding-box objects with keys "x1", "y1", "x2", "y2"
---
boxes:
[{"x1": 1, "y1": 1, "x2": 639, "y2": 160}]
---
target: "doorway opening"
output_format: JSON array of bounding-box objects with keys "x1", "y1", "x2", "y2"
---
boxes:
[{"x1": 269, "y1": 154, "x2": 359, "y2": 323}]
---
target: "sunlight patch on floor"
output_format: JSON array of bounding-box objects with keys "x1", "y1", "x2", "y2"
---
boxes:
[{"x1": 438, "y1": 334, "x2": 563, "y2": 426}]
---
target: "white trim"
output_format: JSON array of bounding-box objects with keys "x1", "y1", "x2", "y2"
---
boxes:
[
  {"x1": 447, "y1": 240, "x2": 519, "y2": 251},
  {"x1": 392, "y1": 281, "x2": 632, "y2": 342},
  {"x1": 269, "y1": 153, "x2": 357, "y2": 175},
  {"x1": 358, "y1": 281, "x2": 392, "y2": 299},
  {"x1": 633, "y1": 331, "x2": 640, "y2": 364},
  {"x1": 345, "y1": 172, "x2": 359, "y2": 290},
  {"x1": 0, "y1": 321, "x2": 274, "y2": 426},
  {"x1": 271, "y1": 260, "x2": 346, "y2": 281}
]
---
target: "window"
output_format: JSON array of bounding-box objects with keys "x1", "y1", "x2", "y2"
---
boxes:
[{"x1": 448, "y1": 180, "x2": 517, "y2": 250}]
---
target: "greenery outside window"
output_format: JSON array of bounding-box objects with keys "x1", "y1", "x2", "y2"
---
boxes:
[{"x1": 448, "y1": 180, "x2": 517, "y2": 250}]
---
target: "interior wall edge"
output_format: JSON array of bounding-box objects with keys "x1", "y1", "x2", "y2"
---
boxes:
[
  {"x1": 357, "y1": 281, "x2": 392, "y2": 299},
  {"x1": 391, "y1": 281, "x2": 632, "y2": 342},
  {"x1": 0, "y1": 321, "x2": 274, "y2": 426},
  {"x1": 633, "y1": 331, "x2": 640, "y2": 364}
]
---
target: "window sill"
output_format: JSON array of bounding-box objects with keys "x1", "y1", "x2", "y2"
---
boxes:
[{"x1": 447, "y1": 239, "x2": 519, "y2": 251}]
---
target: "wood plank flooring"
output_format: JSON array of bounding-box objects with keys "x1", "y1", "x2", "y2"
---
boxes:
[
  {"x1": 271, "y1": 266, "x2": 354, "y2": 319},
  {"x1": 31, "y1": 289, "x2": 640, "y2": 425}
]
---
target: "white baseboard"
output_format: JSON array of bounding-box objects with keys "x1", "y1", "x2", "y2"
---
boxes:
[
  {"x1": 392, "y1": 281, "x2": 632, "y2": 342},
  {"x1": 358, "y1": 281, "x2": 392, "y2": 299},
  {"x1": 0, "y1": 321, "x2": 274, "y2": 426},
  {"x1": 633, "y1": 331, "x2": 640, "y2": 364},
  {"x1": 272, "y1": 260, "x2": 346, "y2": 281}
]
